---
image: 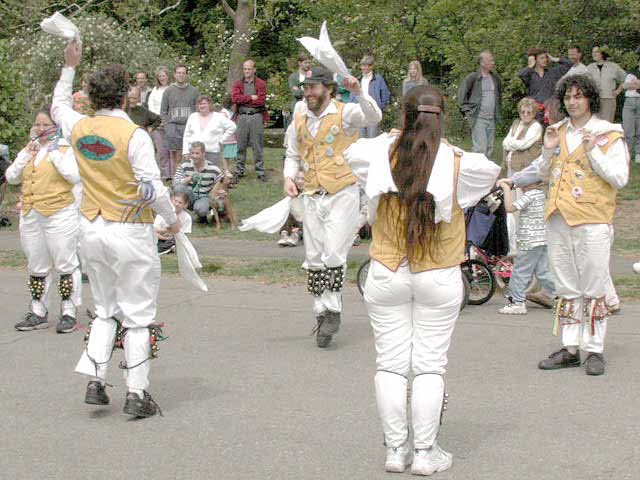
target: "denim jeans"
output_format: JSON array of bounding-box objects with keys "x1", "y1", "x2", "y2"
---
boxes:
[
  {"x1": 509, "y1": 245, "x2": 555, "y2": 302},
  {"x1": 470, "y1": 116, "x2": 495, "y2": 159},
  {"x1": 622, "y1": 97, "x2": 640, "y2": 156}
]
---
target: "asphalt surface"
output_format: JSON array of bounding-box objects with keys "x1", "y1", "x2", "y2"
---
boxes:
[{"x1": 2, "y1": 263, "x2": 640, "y2": 480}]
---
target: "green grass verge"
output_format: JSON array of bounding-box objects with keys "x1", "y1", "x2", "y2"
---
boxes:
[{"x1": 0, "y1": 249, "x2": 362, "y2": 286}]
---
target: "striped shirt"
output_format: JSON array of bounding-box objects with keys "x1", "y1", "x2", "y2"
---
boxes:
[
  {"x1": 173, "y1": 160, "x2": 221, "y2": 198},
  {"x1": 513, "y1": 188, "x2": 547, "y2": 250}
]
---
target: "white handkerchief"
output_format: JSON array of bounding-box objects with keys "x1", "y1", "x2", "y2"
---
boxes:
[
  {"x1": 175, "y1": 232, "x2": 208, "y2": 292},
  {"x1": 239, "y1": 197, "x2": 292, "y2": 234},
  {"x1": 298, "y1": 21, "x2": 349, "y2": 77}
]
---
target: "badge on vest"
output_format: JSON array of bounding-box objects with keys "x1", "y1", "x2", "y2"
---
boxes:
[
  {"x1": 330, "y1": 125, "x2": 340, "y2": 135},
  {"x1": 552, "y1": 167, "x2": 561, "y2": 179},
  {"x1": 571, "y1": 186, "x2": 583, "y2": 198},
  {"x1": 575, "y1": 170, "x2": 585, "y2": 179},
  {"x1": 325, "y1": 146, "x2": 334, "y2": 156},
  {"x1": 325, "y1": 133, "x2": 335, "y2": 144},
  {"x1": 76, "y1": 135, "x2": 115, "y2": 161},
  {"x1": 302, "y1": 161, "x2": 310, "y2": 172}
]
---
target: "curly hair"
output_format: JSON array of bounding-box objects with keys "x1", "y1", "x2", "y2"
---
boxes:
[
  {"x1": 88, "y1": 64, "x2": 129, "y2": 110},
  {"x1": 556, "y1": 74, "x2": 600, "y2": 116}
]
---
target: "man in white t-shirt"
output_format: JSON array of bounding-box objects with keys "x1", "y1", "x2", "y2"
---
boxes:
[{"x1": 154, "y1": 191, "x2": 193, "y2": 254}]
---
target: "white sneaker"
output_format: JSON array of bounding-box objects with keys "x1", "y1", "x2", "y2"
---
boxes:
[
  {"x1": 277, "y1": 230, "x2": 290, "y2": 246},
  {"x1": 411, "y1": 444, "x2": 452, "y2": 476},
  {"x1": 498, "y1": 302, "x2": 527, "y2": 315},
  {"x1": 385, "y1": 444, "x2": 410, "y2": 473},
  {"x1": 286, "y1": 231, "x2": 301, "y2": 246}
]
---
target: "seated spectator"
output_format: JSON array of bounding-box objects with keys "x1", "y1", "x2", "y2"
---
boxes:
[
  {"x1": 155, "y1": 191, "x2": 193, "y2": 255},
  {"x1": 126, "y1": 86, "x2": 161, "y2": 130},
  {"x1": 173, "y1": 141, "x2": 221, "y2": 223},
  {"x1": 278, "y1": 172, "x2": 304, "y2": 247},
  {"x1": 183, "y1": 95, "x2": 236, "y2": 170}
]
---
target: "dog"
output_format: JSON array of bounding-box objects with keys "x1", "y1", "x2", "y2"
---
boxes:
[{"x1": 208, "y1": 172, "x2": 237, "y2": 230}]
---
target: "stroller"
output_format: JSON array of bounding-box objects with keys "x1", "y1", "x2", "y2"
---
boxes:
[{"x1": 461, "y1": 187, "x2": 510, "y2": 305}]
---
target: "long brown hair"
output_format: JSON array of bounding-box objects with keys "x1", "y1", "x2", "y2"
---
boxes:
[{"x1": 388, "y1": 84, "x2": 444, "y2": 262}]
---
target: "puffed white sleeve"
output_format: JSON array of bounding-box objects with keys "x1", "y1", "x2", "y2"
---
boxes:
[
  {"x1": 51, "y1": 67, "x2": 86, "y2": 142},
  {"x1": 283, "y1": 120, "x2": 301, "y2": 179},
  {"x1": 456, "y1": 152, "x2": 501, "y2": 209},
  {"x1": 4, "y1": 148, "x2": 32, "y2": 185},
  {"x1": 128, "y1": 129, "x2": 177, "y2": 224},
  {"x1": 50, "y1": 147, "x2": 81, "y2": 184},
  {"x1": 342, "y1": 93, "x2": 382, "y2": 129},
  {"x1": 345, "y1": 134, "x2": 396, "y2": 186},
  {"x1": 587, "y1": 137, "x2": 629, "y2": 189},
  {"x1": 508, "y1": 122, "x2": 543, "y2": 151}
]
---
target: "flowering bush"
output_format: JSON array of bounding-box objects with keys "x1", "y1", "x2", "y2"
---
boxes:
[
  {"x1": 0, "y1": 39, "x2": 30, "y2": 154},
  {"x1": 8, "y1": 13, "x2": 177, "y2": 111}
]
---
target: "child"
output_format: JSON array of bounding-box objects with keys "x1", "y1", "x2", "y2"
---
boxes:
[
  {"x1": 155, "y1": 191, "x2": 193, "y2": 255},
  {"x1": 277, "y1": 171, "x2": 304, "y2": 247},
  {"x1": 496, "y1": 179, "x2": 555, "y2": 314},
  {"x1": 220, "y1": 95, "x2": 237, "y2": 178}
]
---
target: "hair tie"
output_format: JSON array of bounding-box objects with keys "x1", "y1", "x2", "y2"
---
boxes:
[{"x1": 417, "y1": 104, "x2": 441, "y2": 114}]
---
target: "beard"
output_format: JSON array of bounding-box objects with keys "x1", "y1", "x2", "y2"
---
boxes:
[{"x1": 306, "y1": 90, "x2": 329, "y2": 114}]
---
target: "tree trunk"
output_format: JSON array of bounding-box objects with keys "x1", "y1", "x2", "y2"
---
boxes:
[{"x1": 222, "y1": 0, "x2": 254, "y2": 93}]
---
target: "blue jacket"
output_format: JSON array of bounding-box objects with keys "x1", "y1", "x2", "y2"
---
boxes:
[{"x1": 360, "y1": 73, "x2": 391, "y2": 111}]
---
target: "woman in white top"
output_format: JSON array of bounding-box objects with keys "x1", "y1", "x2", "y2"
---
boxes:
[
  {"x1": 345, "y1": 85, "x2": 499, "y2": 476},
  {"x1": 147, "y1": 66, "x2": 172, "y2": 180},
  {"x1": 182, "y1": 95, "x2": 237, "y2": 171},
  {"x1": 622, "y1": 59, "x2": 640, "y2": 163},
  {"x1": 502, "y1": 97, "x2": 543, "y2": 176}
]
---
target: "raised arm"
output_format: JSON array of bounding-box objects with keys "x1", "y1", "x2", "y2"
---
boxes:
[
  {"x1": 340, "y1": 75, "x2": 382, "y2": 129},
  {"x1": 51, "y1": 41, "x2": 86, "y2": 142}
]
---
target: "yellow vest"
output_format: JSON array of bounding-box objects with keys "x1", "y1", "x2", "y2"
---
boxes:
[
  {"x1": 296, "y1": 101, "x2": 359, "y2": 194},
  {"x1": 71, "y1": 115, "x2": 154, "y2": 223},
  {"x1": 370, "y1": 152, "x2": 465, "y2": 273},
  {"x1": 21, "y1": 146, "x2": 75, "y2": 217},
  {"x1": 545, "y1": 124, "x2": 621, "y2": 226}
]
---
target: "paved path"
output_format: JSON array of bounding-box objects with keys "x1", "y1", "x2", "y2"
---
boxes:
[{"x1": 2, "y1": 268, "x2": 639, "y2": 479}]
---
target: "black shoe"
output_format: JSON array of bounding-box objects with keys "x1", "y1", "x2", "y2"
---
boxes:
[
  {"x1": 584, "y1": 352, "x2": 605, "y2": 376},
  {"x1": 81, "y1": 273, "x2": 90, "y2": 284},
  {"x1": 56, "y1": 314, "x2": 77, "y2": 333},
  {"x1": 314, "y1": 311, "x2": 341, "y2": 348},
  {"x1": 257, "y1": 174, "x2": 268, "y2": 182},
  {"x1": 15, "y1": 312, "x2": 48, "y2": 331},
  {"x1": 85, "y1": 381, "x2": 110, "y2": 405},
  {"x1": 123, "y1": 391, "x2": 160, "y2": 418},
  {"x1": 538, "y1": 348, "x2": 581, "y2": 370}
]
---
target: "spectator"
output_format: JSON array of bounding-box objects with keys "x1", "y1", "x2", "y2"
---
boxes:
[
  {"x1": 402, "y1": 60, "x2": 428, "y2": 96},
  {"x1": 622, "y1": 57, "x2": 640, "y2": 164},
  {"x1": 286, "y1": 52, "x2": 312, "y2": 129},
  {"x1": 126, "y1": 86, "x2": 160, "y2": 130},
  {"x1": 558, "y1": 46, "x2": 590, "y2": 83},
  {"x1": 72, "y1": 73, "x2": 93, "y2": 115},
  {"x1": 502, "y1": 97, "x2": 543, "y2": 176},
  {"x1": 586, "y1": 46, "x2": 626, "y2": 122},
  {"x1": 232, "y1": 59, "x2": 268, "y2": 182},
  {"x1": 135, "y1": 71, "x2": 151, "y2": 106},
  {"x1": 161, "y1": 64, "x2": 200, "y2": 179},
  {"x1": 220, "y1": 95, "x2": 238, "y2": 174},
  {"x1": 458, "y1": 49, "x2": 503, "y2": 158},
  {"x1": 147, "y1": 66, "x2": 172, "y2": 181},
  {"x1": 358, "y1": 55, "x2": 390, "y2": 138},
  {"x1": 173, "y1": 141, "x2": 221, "y2": 223},
  {"x1": 497, "y1": 179, "x2": 556, "y2": 314},
  {"x1": 182, "y1": 95, "x2": 236, "y2": 171},
  {"x1": 518, "y1": 48, "x2": 572, "y2": 120},
  {"x1": 155, "y1": 191, "x2": 192, "y2": 255},
  {"x1": 278, "y1": 172, "x2": 305, "y2": 247}
]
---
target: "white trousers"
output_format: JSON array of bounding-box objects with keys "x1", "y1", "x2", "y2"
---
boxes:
[
  {"x1": 604, "y1": 225, "x2": 619, "y2": 306},
  {"x1": 547, "y1": 214, "x2": 610, "y2": 353},
  {"x1": 365, "y1": 261, "x2": 462, "y2": 448},
  {"x1": 19, "y1": 207, "x2": 81, "y2": 317},
  {"x1": 75, "y1": 216, "x2": 160, "y2": 389},
  {"x1": 303, "y1": 184, "x2": 360, "y2": 314}
]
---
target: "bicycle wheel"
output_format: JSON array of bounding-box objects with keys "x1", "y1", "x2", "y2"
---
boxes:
[
  {"x1": 460, "y1": 270, "x2": 470, "y2": 311},
  {"x1": 356, "y1": 258, "x2": 371, "y2": 296},
  {"x1": 461, "y1": 259, "x2": 496, "y2": 305}
]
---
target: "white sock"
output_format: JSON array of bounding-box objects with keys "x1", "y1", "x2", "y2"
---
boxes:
[
  {"x1": 128, "y1": 388, "x2": 144, "y2": 397},
  {"x1": 566, "y1": 346, "x2": 578, "y2": 355}
]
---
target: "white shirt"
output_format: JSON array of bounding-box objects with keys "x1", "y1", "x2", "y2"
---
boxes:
[
  {"x1": 513, "y1": 116, "x2": 629, "y2": 190},
  {"x1": 147, "y1": 86, "x2": 169, "y2": 115},
  {"x1": 502, "y1": 121, "x2": 543, "y2": 152},
  {"x1": 154, "y1": 209, "x2": 192, "y2": 235},
  {"x1": 624, "y1": 73, "x2": 640, "y2": 98},
  {"x1": 361, "y1": 72, "x2": 373, "y2": 96},
  {"x1": 51, "y1": 67, "x2": 177, "y2": 225},
  {"x1": 182, "y1": 111, "x2": 237, "y2": 155},
  {"x1": 6, "y1": 138, "x2": 83, "y2": 211},
  {"x1": 345, "y1": 135, "x2": 501, "y2": 224},
  {"x1": 283, "y1": 94, "x2": 382, "y2": 179}
]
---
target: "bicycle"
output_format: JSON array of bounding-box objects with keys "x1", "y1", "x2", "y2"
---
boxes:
[{"x1": 356, "y1": 258, "x2": 471, "y2": 312}]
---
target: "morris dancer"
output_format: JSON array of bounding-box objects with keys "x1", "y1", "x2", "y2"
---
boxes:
[
  {"x1": 283, "y1": 66, "x2": 381, "y2": 348},
  {"x1": 52, "y1": 40, "x2": 180, "y2": 417},
  {"x1": 345, "y1": 85, "x2": 499, "y2": 475},
  {"x1": 510, "y1": 74, "x2": 629, "y2": 376},
  {"x1": 6, "y1": 109, "x2": 82, "y2": 333}
]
